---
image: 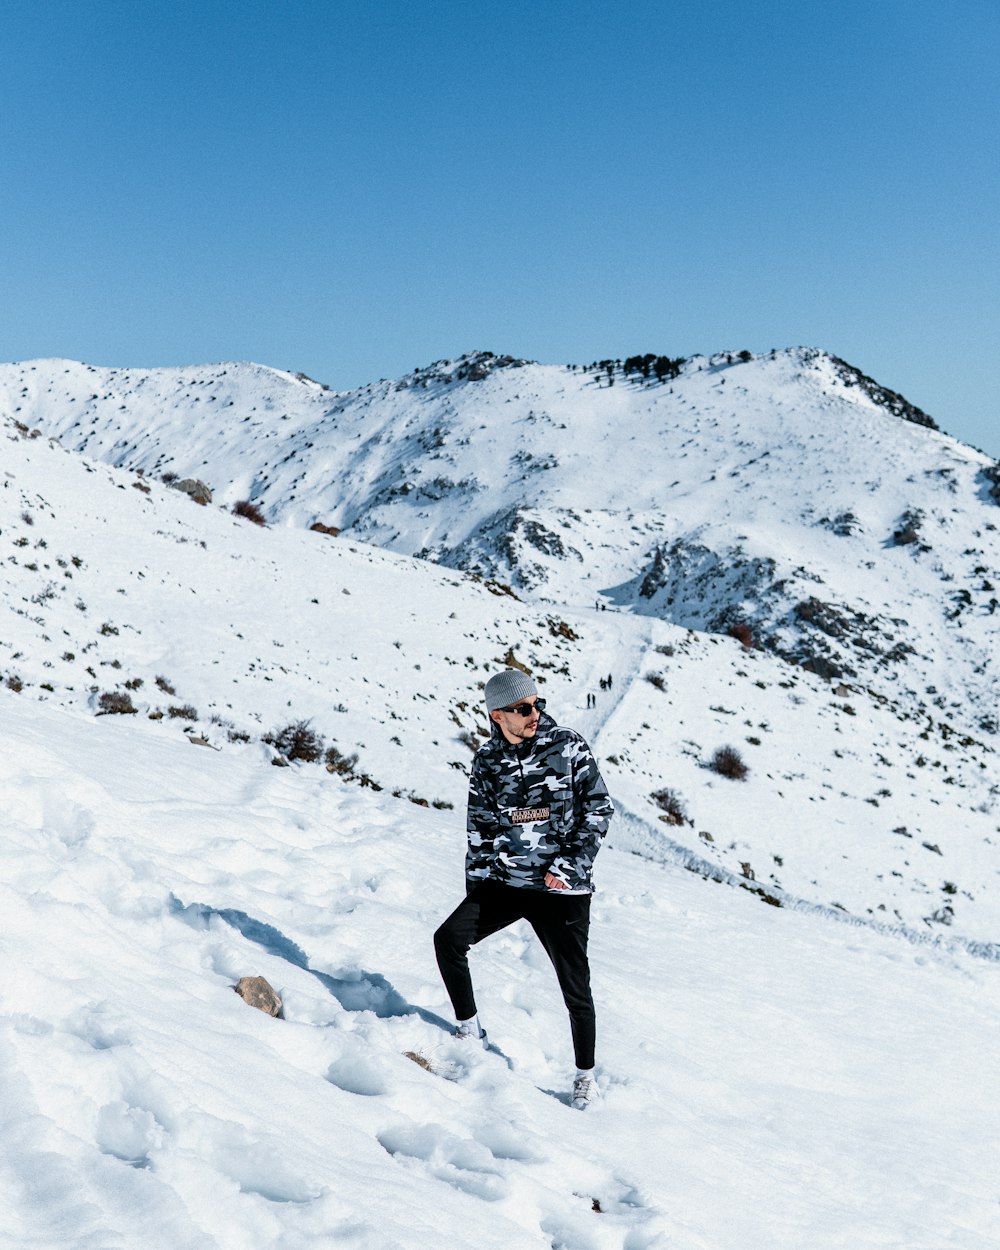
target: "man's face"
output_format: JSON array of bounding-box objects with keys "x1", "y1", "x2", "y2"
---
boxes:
[{"x1": 491, "y1": 697, "x2": 542, "y2": 744}]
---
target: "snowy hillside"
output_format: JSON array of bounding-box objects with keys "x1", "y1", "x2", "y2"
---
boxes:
[
  {"x1": 2, "y1": 355, "x2": 1000, "y2": 1247},
  {"x1": 3, "y1": 695, "x2": 999, "y2": 1250},
  {"x1": 4, "y1": 348, "x2": 999, "y2": 754},
  {"x1": 2, "y1": 352, "x2": 999, "y2": 941},
  {"x1": 1, "y1": 405, "x2": 998, "y2": 941}
]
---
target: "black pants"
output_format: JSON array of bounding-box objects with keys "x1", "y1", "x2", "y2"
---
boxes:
[{"x1": 434, "y1": 880, "x2": 596, "y2": 1070}]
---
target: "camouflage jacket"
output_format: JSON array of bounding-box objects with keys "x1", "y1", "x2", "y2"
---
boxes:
[{"x1": 465, "y1": 710, "x2": 613, "y2": 893}]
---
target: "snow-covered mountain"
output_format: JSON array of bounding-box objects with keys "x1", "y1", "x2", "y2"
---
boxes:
[
  {"x1": 2, "y1": 351, "x2": 999, "y2": 1247},
  {"x1": 2, "y1": 351, "x2": 998, "y2": 943},
  {"x1": 4, "y1": 348, "x2": 998, "y2": 743}
]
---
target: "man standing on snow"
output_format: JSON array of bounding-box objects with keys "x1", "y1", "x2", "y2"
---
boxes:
[{"x1": 434, "y1": 669, "x2": 613, "y2": 1109}]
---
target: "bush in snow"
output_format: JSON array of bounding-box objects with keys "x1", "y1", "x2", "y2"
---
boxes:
[
  {"x1": 325, "y1": 743, "x2": 359, "y2": 777},
  {"x1": 155, "y1": 675, "x2": 176, "y2": 695},
  {"x1": 232, "y1": 500, "x2": 267, "y2": 526},
  {"x1": 651, "y1": 787, "x2": 689, "y2": 825},
  {"x1": 268, "y1": 720, "x2": 325, "y2": 764},
  {"x1": 710, "y1": 745, "x2": 749, "y2": 780},
  {"x1": 167, "y1": 705, "x2": 198, "y2": 721},
  {"x1": 727, "y1": 622, "x2": 755, "y2": 649},
  {"x1": 6, "y1": 675, "x2": 23, "y2": 692},
  {"x1": 98, "y1": 691, "x2": 136, "y2": 716}
]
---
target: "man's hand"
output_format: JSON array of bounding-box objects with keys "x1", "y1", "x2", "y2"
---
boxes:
[{"x1": 544, "y1": 871, "x2": 568, "y2": 891}]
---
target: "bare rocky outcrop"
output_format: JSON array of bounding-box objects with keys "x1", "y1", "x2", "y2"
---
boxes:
[{"x1": 174, "y1": 478, "x2": 213, "y2": 504}]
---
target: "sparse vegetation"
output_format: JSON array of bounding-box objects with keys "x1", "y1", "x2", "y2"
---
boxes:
[
  {"x1": 268, "y1": 720, "x2": 325, "y2": 764},
  {"x1": 622, "y1": 354, "x2": 685, "y2": 383},
  {"x1": 167, "y1": 704, "x2": 198, "y2": 721},
  {"x1": 727, "y1": 622, "x2": 755, "y2": 649},
  {"x1": 97, "y1": 691, "x2": 136, "y2": 715},
  {"x1": 651, "y1": 787, "x2": 689, "y2": 826},
  {"x1": 155, "y1": 676, "x2": 176, "y2": 695},
  {"x1": 710, "y1": 745, "x2": 749, "y2": 780},
  {"x1": 546, "y1": 617, "x2": 579, "y2": 641},
  {"x1": 232, "y1": 500, "x2": 267, "y2": 526},
  {"x1": 325, "y1": 743, "x2": 359, "y2": 776}
]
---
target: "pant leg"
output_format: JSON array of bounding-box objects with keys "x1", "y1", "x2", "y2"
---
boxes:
[
  {"x1": 526, "y1": 894, "x2": 596, "y2": 1070},
  {"x1": 434, "y1": 882, "x2": 527, "y2": 1022}
]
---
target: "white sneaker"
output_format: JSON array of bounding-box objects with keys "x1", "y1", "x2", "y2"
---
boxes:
[
  {"x1": 454, "y1": 1022, "x2": 488, "y2": 1049},
  {"x1": 571, "y1": 1074, "x2": 600, "y2": 1110}
]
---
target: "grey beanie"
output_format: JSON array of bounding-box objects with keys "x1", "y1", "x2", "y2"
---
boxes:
[{"x1": 484, "y1": 669, "x2": 537, "y2": 714}]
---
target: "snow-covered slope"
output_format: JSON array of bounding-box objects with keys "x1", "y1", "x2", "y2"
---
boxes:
[
  {"x1": 1, "y1": 381, "x2": 997, "y2": 942},
  {"x1": 4, "y1": 349, "x2": 999, "y2": 752},
  {"x1": 3, "y1": 694, "x2": 998, "y2": 1249},
  {"x1": 2, "y1": 352, "x2": 1000, "y2": 1247}
]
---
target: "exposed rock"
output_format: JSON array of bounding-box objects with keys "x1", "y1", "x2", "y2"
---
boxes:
[
  {"x1": 980, "y1": 463, "x2": 1000, "y2": 506},
  {"x1": 801, "y1": 655, "x2": 844, "y2": 681},
  {"x1": 174, "y1": 478, "x2": 213, "y2": 504},
  {"x1": 818, "y1": 510, "x2": 862, "y2": 537},
  {"x1": 234, "y1": 976, "x2": 282, "y2": 1017},
  {"x1": 891, "y1": 509, "x2": 924, "y2": 546},
  {"x1": 828, "y1": 354, "x2": 938, "y2": 431}
]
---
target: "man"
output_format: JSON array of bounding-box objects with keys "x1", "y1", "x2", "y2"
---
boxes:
[{"x1": 434, "y1": 669, "x2": 613, "y2": 1109}]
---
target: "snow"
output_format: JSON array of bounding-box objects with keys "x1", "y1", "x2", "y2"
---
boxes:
[
  {"x1": 1, "y1": 348, "x2": 999, "y2": 1246},
  {"x1": 3, "y1": 695, "x2": 998, "y2": 1249}
]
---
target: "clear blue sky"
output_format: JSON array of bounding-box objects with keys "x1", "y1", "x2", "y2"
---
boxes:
[{"x1": 2, "y1": 0, "x2": 997, "y2": 454}]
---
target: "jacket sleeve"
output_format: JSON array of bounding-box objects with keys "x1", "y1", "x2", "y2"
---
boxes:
[
  {"x1": 547, "y1": 734, "x2": 613, "y2": 891},
  {"x1": 465, "y1": 752, "x2": 499, "y2": 888}
]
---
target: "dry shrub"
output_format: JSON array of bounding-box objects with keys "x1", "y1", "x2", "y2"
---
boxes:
[
  {"x1": 651, "y1": 787, "x2": 689, "y2": 825},
  {"x1": 727, "y1": 623, "x2": 755, "y2": 649},
  {"x1": 269, "y1": 720, "x2": 325, "y2": 763},
  {"x1": 325, "y1": 743, "x2": 359, "y2": 776},
  {"x1": 168, "y1": 704, "x2": 198, "y2": 721},
  {"x1": 98, "y1": 690, "x2": 136, "y2": 715},
  {"x1": 232, "y1": 500, "x2": 267, "y2": 526},
  {"x1": 710, "y1": 745, "x2": 749, "y2": 780}
]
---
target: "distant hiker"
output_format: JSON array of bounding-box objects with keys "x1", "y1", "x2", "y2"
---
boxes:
[{"x1": 434, "y1": 669, "x2": 613, "y2": 1110}]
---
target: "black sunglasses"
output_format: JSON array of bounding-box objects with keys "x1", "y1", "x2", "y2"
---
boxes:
[{"x1": 499, "y1": 697, "x2": 545, "y2": 717}]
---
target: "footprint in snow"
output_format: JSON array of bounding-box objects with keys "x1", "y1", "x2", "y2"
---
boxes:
[
  {"x1": 376, "y1": 1119, "x2": 508, "y2": 1202},
  {"x1": 95, "y1": 1100, "x2": 163, "y2": 1170}
]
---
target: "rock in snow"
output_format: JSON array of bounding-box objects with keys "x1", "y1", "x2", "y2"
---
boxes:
[{"x1": 234, "y1": 976, "x2": 283, "y2": 1017}]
